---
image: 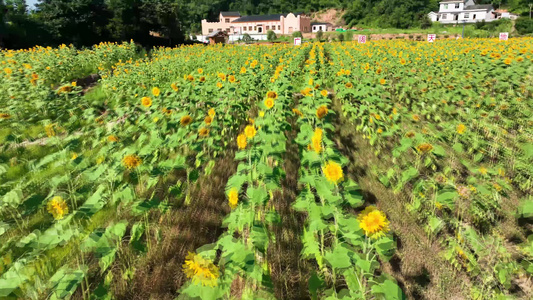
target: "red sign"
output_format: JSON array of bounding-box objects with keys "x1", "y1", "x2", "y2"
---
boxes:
[
  {"x1": 427, "y1": 34, "x2": 436, "y2": 42},
  {"x1": 358, "y1": 35, "x2": 367, "y2": 44}
]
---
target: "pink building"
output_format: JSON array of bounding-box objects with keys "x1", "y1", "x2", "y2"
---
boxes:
[{"x1": 201, "y1": 11, "x2": 311, "y2": 36}]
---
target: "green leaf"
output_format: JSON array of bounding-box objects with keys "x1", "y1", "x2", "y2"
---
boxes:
[
  {"x1": 324, "y1": 244, "x2": 352, "y2": 269},
  {"x1": 371, "y1": 279, "x2": 405, "y2": 300},
  {"x1": 401, "y1": 167, "x2": 418, "y2": 184}
]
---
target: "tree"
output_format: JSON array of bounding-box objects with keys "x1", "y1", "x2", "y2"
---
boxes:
[
  {"x1": 338, "y1": 32, "x2": 345, "y2": 41},
  {"x1": 316, "y1": 29, "x2": 323, "y2": 40},
  {"x1": 267, "y1": 29, "x2": 276, "y2": 41},
  {"x1": 515, "y1": 17, "x2": 533, "y2": 34},
  {"x1": 292, "y1": 30, "x2": 302, "y2": 38},
  {"x1": 242, "y1": 32, "x2": 252, "y2": 43}
]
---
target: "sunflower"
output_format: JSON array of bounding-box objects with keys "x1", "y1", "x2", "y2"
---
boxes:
[
  {"x1": 218, "y1": 73, "x2": 226, "y2": 81},
  {"x1": 204, "y1": 116, "x2": 212, "y2": 125},
  {"x1": 208, "y1": 108, "x2": 216, "y2": 117},
  {"x1": 322, "y1": 161, "x2": 343, "y2": 184},
  {"x1": 228, "y1": 75, "x2": 236, "y2": 83},
  {"x1": 405, "y1": 131, "x2": 415, "y2": 138},
  {"x1": 316, "y1": 106, "x2": 328, "y2": 119},
  {"x1": 358, "y1": 206, "x2": 390, "y2": 239},
  {"x1": 237, "y1": 134, "x2": 247, "y2": 149},
  {"x1": 57, "y1": 85, "x2": 72, "y2": 94},
  {"x1": 457, "y1": 124, "x2": 466, "y2": 134},
  {"x1": 123, "y1": 154, "x2": 142, "y2": 169},
  {"x1": 244, "y1": 125, "x2": 256, "y2": 139},
  {"x1": 199, "y1": 76, "x2": 206, "y2": 82},
  {"x1": 400, "y1": 58, "x2": 406, "y2": 65},
  {"x1": 228, "y1": 188, "x2": 239, "y2": 209},
  {"x1": 240, "y1": 66, "x2": 246, "y2": 74},
  {"x1": 47, "y1": 196, "x2": 68, "y2": 220},
  {"x1": 259, "y1": 111, "x2": 265, "y2": 117},
  {"x1": 412, "y1": 114, "x2": 420, "y2": 121},
  {"x1": 108, "y1": 135, "x2": 119, "y2": 142},
  {"x1": 216, "y1": 82, "x2": 223, "y2": 89},
  {"x1": 45, "y1": 124, "x2": 56, "y2": 137},
  {"x1": 187, "y1": 75, "x2": 194, "y2": 81},
  {"x1": 503, "y1": 58, "x2": 512, "y2": 65},
  {"x1": 198, "y1": 127, "x2": 209, "y2": 137},
  {"x1": 479, "y1": 167, "x2": 488, "y2": 175},
  {"x1": 292, "y1": 108, "x2": 303, "y2": 117},
  {"x1": 311, "y1": 129, "x2": 322, "y2": 153},
  {"x1": 266, "y1": 91, "x2": 278, "y2": 99},
  {"x1": 416, "y1": 143, "x2": 433, "y2": 153},
  {"x1": 380, "y1": 78, "x2": 386, "y2": 85},
  {"x1": 152, "y1": 87, "x2": 160, "y2": 97},
  {"x1": 141, "y1": 97, "x2": 152, "y2": 108},
  {"x1": 0, "y1": 113, "x2": 11, "y2": 119},
  {"x1": 171, "y1": 83, "x2": 179, "y2": 91},
  {"x1": 183, "y1": 252, "x2": 219, "y2": 287},
  {"x1": 3, "y1": 67, "x2": 12, "y2": 74},
  {"x1": 345, "y1": 82, "x2": 353, "y2": 88},
  {"x1": 197, "y1": 68, "x2": 203, "y2": 74},
  {"x1": 264, "y1": 98, "x2": 275, "y2": 109},
  {"x1": 180, "y1": 115, "x2": 192, "y2": 126}
]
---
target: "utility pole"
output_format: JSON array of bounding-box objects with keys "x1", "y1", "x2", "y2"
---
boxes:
[{"x1": 462, "y1": 20, "x2": 466, "y2": 39}]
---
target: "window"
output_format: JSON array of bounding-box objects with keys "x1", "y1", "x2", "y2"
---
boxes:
[
  {"x1": 225, "y1": 18, "x2": 230, "y2": 23},
  {"x1": 464, "y1": 13, "x2": 469, "y2": 19},
  {"x1": 455, "y1": 3, "x2": 460, "y2": 8},
  {"x1": 278, "y1": 25, "x2": 281, "y2": 30},
  {"x1": 266, "y1": 25, "x2": 270, "y2": 30},
  {"x1": 288, "y1": 27, "x2": 293, "y2": 33},
  {"x1": 444, "y1": 4, "x2": 448, "y2": 9},
  {"x1": 473, "y1": 14, "x2": 476, "y2": 20},
  {"x1": 249, "y1": 26, "x2": 252, "y2": 31},
  {"x1": 304, "y1": 27, "x2": 307, "y2": 32},
  {"x1": 209, "y1": 29, "x2": 213, "y2": 33},
  {"x1": 313, "y1": 26, "x2": 316, "y2": 30},
  {"x1": 442, "y1": 14, "x2": 447, "y2": 19},
  {"x1": 254, "y1": 26, "x2": 257, "y2": 31},
  {"x1": 217, "y1": 28, "x2": 222, "y2": 32},
  {"x1": 226, "y1": 28, "x2": 230, "y2": 33}
]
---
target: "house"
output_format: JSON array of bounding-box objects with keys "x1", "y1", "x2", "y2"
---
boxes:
[
  {"x1": 311, "y1": 22, "x2": 333, "y2": 32},
  {"x1": 428, "y1": 0, "x2": 496, "y2": 23},
  {"x1": 201, "y1": 11, "x2": 311, "y2": 36},
  {"x1": 207, "y1": 30, "x2": 228, "y2": 44}
]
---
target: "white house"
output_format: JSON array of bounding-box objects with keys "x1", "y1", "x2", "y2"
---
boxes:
[
  {"x1": 428, "y1": 0, "x2": 496, "y2": 23},
  {"x1": 311, "y1": 22, "x2": 333, "y2": 32}
]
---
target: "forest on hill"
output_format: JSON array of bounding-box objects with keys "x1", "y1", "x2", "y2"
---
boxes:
[{"x1": 0, "y1": 0, "x2": 532, "y2": 49}]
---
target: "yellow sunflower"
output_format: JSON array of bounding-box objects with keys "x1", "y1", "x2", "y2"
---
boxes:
[
  {"x1": 345, "y1": 82, "x2": 353, "y2": 88},
  {"x1": 108, "y1": 135, "x2": 119, "y2": 142},
  {"x1": 228, "y1": 188, "x2": 239, "y2": 209},
  {"x1": 123, "y1": 154, "x2": 142, "y2": 169},
  {"x1": 208, "y1": 108, "x2": 216, "y2": 117},
  {"x1": 228, "y1": 75, "x2": 236, "y2": 83},
  {"x1": 180, "y1": 115, "x2": 192, "y2": 126},
  {"x1": 198, "y1": 127, "x2": 209, "y2": 137},
  {"x1": 244, "y1": 125, "x2": 256, "y2": 139},
  {"x1": 204, "y1": 116, "x2": 212, "y2": 125},
  {"x1": 264, "y1": 98, "x2": 275, "y2": 109},
  {"x1": 237, "y1": 133, "x2": 247, "y2": 149},
  {"x1": 187, "y1": 75, "x2": 194, "y2": 82},
  {"x1": 322, "y1": 161, "x2": 343, "y2": 184},
  {"x1": 141, "y1": 97, "x2": 152, "y2": 108},
  {"x1": 171, "y1": 83, "x2": 179, "y2": 91},
  {"x1": 416, "y1": 143, "x2": 433, "y2": 153},
  {"x1": 47, "y1": 196, "x2": 68, "y2": 220},
  {"x1": 0, "y1": 113, "x2": 11, "y2": 119},
  {"x1": 457, "y1": 124, "x2": 466, "y2": 135},
  {"x1": 357, "y1": 206, "x2": 390, "y2": 239},
  {"x1": 152, "y1": 87, "x2": 160, "y2": 97},
  {"x1": 320, "y1": 90, "x2": 328, "y2": 97},
  {"x1": 316, "y1": 106, "x2": 328, "y2": 119},
  {"x1": 182, "y1": 252, "x2": 219, "y2": 287},
  {"x1": 266, "y1": 91, "x2": 278, "y2": 99}
]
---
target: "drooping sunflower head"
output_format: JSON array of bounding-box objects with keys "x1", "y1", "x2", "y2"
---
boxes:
[
  {"x1": 237, "y1": 134, "x2": 247, "y2": 149},
  {"x1": 322, "y1": 161, "x2": 343, "y2": 184},
  {"x1": 244, "y1": 125, "x2": 257, "y2": 139},
  {"x1": 264, "y1": 98, "x2": 275, "y2": 109},
  {"x1": 180, "y1": 115, "x2": 193, "y2": 126},
  {"x1": 204, "y1": 116, "x2": 212, "y2": 125},
  {"x1": 141, "y1": 97, "x2": 152, "y2": 108},
  {"x1": 171, "y1": 83, "x2": 179, "y2": 91},
  {"x1": 182, "y1": 252, "x2": 219, "y2": 287},
  {"x1": 228, "y1": 188, "x2": 239, "y2": 209},
  {"x1": 416, "y1": 143, "x2": 433, "y2": 153},
  {"x1": 266, "y1": 91, "x2": 278, "y2": 99},
  {"x1": 292, "y1": 108, "x2": 303, "y2": 117},
  {"x1": 198, "y1": 127, "x2": 209, "y2": 137},
  {"x1": 0, "y1": 113, "x2": 11, "y2": 119},
  {"x1": 152, "y1": 87, "x2": 160, "y2": 97},
  {"x1": 311, "y1": 134, "x2": 322, "y2": 154},
  {"x1": 345, "y1": 82, "x2": 353, "y2": 88},
  {"x1": 123, "y1": 154, "x2": 142, "y2": 169},
  {"x1": 47, "y1": 196, "x2": 68, "y2": 220},
  {"x1": 457, "y1": 124, "x2": 466, "y2": 134},
  {"x1": 316, "y1": 106, "x2": 328, "y2": 119},
  {"x1": 405, "y1": 131, "x2": 415, "y2": 138},
  {"x1": 357, "y1": 206, "x2": 390, "y2": 239}
]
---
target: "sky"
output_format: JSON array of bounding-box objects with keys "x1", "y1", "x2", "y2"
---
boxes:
[{"x1": 27, "y1": 0, "x2": 38, "y2": 9}]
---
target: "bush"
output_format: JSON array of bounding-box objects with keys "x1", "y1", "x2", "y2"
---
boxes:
[
  {"x1": 267, "y1": 30, "x2": 277, "y2": 41},
  {"x1": 420, "y1": 15, "x2": 432, "y2": 29},
  {"x1": 338, "y1": 33, "x2": 345, "y2": 42},
  {"x1": 316, "y1": 30, "x2": 323, "y2": 41},
  {"x1": 515, "y1": 17, "x2": 533, "y2": 35},
  {"x1": 242, "y1": 33, "x2": 252, "y2": 43},
  {"x1": 292, "y1": 31, "x2": 303, "y2": 38},
  {"x1": 345, "y1": 31, "x2": 353, "y2": 41}
]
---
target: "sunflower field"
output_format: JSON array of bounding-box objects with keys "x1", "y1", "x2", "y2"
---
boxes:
[{"x1": 0, "y1": 37, "x2": 532, "y2": 300}]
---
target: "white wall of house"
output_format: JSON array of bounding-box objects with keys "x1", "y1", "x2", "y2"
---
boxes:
[
  {"x1": 312, "y1": 25, "x2": 328, "y2": 32},
  {"x1": 438, "y1": 9, "x2": 493, "y2": 23},
  {"x1": 232, "y1": 21, "x2": 283, "y2": 35},
  {"x1": 192, "y1": 34, "x2": 268, "y2": 43},
  {"x1": 439, "y1": 1, "x2": 465, "y2": 12}
]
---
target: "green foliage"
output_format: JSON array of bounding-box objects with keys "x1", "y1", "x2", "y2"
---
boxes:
[
  {"x1": 338, "y1": 32, "x2": 345, "y2": 41},
  {"x1": 516, "y1": 17, "x2": 533, "y2": 35},
  {"x1": 242, "y1": 33, "x2": 252, "y2": 43},
  {"x1": 267, "y1": 29, "x2": 276, "y2": 41},
  {"x1": 420, "y1": 15, "x2": 432, "y2": 29},
  {"x1": 316, "y1": 29, "x2": 324, "y2": 40},
  {"x1": 292, "y1": 30, "x2": 303, "y2": 38}
]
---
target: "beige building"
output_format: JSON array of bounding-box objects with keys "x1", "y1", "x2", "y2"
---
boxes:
[{"x1": 201, "y1": 11, "x2": 311, "y2": 36}]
